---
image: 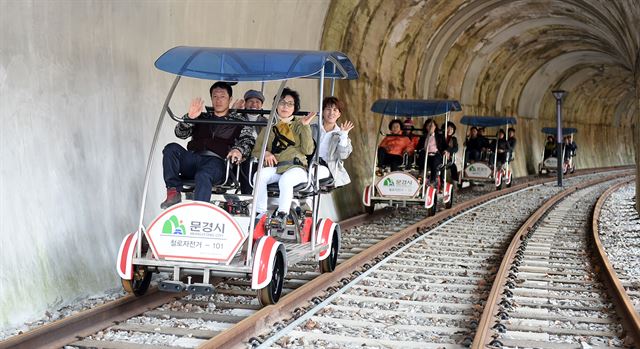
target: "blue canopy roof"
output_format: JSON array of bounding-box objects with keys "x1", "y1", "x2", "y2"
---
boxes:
[
  {"x1": 154, "y1": 46, "x2": 358, "y2": 81},
  {"x1": 460, "y1": 115, "x2": 517, "y2": 127},
  {"x1": 370, "y1": 99, "x2": 462, "y2": 117},
  {"x1": 542, "y1": 127, "x2": 577, "y2": 135}
]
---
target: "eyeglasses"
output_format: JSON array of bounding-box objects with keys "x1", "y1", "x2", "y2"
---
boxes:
[{"x1": 278, "y1": 100, "x2": 295, "y2": 108}]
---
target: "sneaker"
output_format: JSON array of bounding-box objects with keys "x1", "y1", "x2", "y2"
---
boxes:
[
  {"x1": 269, "y1": 211, "x2": 287, "y2": 232},
  {"x1": 299, "y1": 202, "x2": 313, "y2": 217},
  {"x1": 160, "y1": 187, "x2": 181, "y2": 209}
]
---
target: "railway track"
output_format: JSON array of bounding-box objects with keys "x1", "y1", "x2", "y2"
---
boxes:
[
  {"x1": 0, "y1": 202, "x2": 428, "y2": 349},
  {"x1": 592, "y1": 180, "x2": 640, "y2": 345},
  {"x1": 246, "y1": 172, "x2": 631, "y2": 349},
  {"x1": 596, "y1": 181, "x2": 640, "y2": 315},
  {"x1": 0, "y1": 168, "x2": 633, "y2": 349},
  {"x1": 474, "y1": 176, "x2": 637, "y2": 348}
]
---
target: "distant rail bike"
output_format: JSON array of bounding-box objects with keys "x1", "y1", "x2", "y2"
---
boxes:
[{"x1": 362, "y1": 99, "x2": 462, "y2": 216}]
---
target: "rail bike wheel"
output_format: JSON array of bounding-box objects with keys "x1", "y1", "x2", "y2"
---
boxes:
[
  {"x1": 506, "y1": 173, "x2": 513, "y2": 188},
  {"x1": 257, "y1": 250, "x2": 285, "y2": 306},
  {"x1": 427, "y1": 193, "x2": 437, "y2": 216},
  {"x1": 445, "y1": 188, "x2": 454, "y2": 209},
  {"x1": 122, "y1": 265, "x2": 152, "y2": 296},
  {"x1": 320, "y1": 230, "x2": 339, "y2": 273},
  {"x1": 365, "y1": 201, "x2": 375, "y2": 214}
]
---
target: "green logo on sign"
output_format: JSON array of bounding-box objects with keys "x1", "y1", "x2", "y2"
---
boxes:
[
  {"x1": 162, "y1": 215, "x2": 186, "y2": 235},
  {"x1": 383, "y1": 178, "x2": 394, "y2": 186}
]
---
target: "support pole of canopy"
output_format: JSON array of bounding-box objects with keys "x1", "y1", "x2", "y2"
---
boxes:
[
  {"x1": 137, "y1": 75, "x2": 181, "y2": 258},
  {"x1": 552, "y1": 90, "x2": 567, "y2": 187}
]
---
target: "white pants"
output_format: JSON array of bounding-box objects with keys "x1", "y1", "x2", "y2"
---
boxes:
[
  {"x1": 317, "y1": 165, "x2": 331, "y2": 180},
  {"x1": 255, "y1": 166, "x2": 308, "y2": 213}
]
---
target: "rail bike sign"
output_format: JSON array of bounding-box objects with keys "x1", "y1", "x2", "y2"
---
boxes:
[
  {"x1": 543, "y1": 157, "x2": 558, "y2": 168},
  {"x1": 145, "y1": 201, "x2": 247, "y2": 264},
  {"x1": 376, "y1": 172, "x2": 420, "y2": 197},
  {"x1": 464, "y1": 163, "x2": 492, "y2": 178}
]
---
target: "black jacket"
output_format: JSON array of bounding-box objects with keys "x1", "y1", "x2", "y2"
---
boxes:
[
  {"x1": 445, "y1": 135, "x2": 458, "y2": 154},
  {"x1": 175, "y1": 111, "x2": 256, "y2": 159},
  {"x1": 496, "y1": 138, "x2": 511, "y2": 153},
  {"x1": 465, "y1": 136, "x2": 484, "y2": 151}
]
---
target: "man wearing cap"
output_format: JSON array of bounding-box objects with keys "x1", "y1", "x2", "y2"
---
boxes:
[
  {"x1": 233, "y1": 89, "x2": 268, "y2": 194},
  {"x1": 160, "y1": 81, "x2": 256, "y2": 208},
  {"x1": 234, "y1": 89, "x2": 267, "y2": 138},
  {"x1": 403, "y1": 118, "x2": 420, "y2": 149}
]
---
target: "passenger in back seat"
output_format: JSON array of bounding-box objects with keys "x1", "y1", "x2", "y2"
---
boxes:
[
  {"x1": 252, "y1": 88, "x2": 316, "y2": 229},
  {"x1": 160, "y1": 81, "x2": 256, "y2": 209},
  {"x1": 311, "y1": 96, "x2": 353, "y2": 188},
  {"x1": 495, "y1": 129, "x2": 511, "y2": 169},
  {"x1": 232, "y1": 89, "x2": 267, "y2": 194},
  {"x1": 507, "y1": 128, "x2": 517, "y2": 162}
]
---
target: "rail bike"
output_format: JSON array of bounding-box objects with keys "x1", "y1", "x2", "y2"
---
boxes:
[
  {"x1": 458, "y1": 115, "x2": 517, "y2": 190},
  {"x1": 116, "y1": 47, "x2": 358, "y2": 305},
  {"x1": 538, "y1": 127, "x2": 577, "y2": 175},
  {"x1": 362, "y1": 99, "x2": 462, "y2": 216}
]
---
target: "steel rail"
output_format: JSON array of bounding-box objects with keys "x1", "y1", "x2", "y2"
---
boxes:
[
  {"x1": 0, "y1": 166, "x2": 631, "y2": 349},
  {"x1": 198, "y1": 167, "x2": 634, "y2": 349},
  {"x1": 590, "y1": 177, "x2": 640, "y2": 344},
  {"x1": 0, "y1": 207, "x2": 389, "y2": 349},
  {"x1": 0, "y1": 289, "x2": 182, "y2": 349},
  {"x1": 471, "y1": 172, "x2": 635, "y2": 348}
]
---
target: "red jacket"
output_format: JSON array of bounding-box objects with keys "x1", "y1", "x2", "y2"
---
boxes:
[{"x1": 379, "y1": 135, "x2": 415, "y2": 156}]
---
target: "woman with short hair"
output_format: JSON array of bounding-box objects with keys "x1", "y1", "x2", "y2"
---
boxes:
[
  {"x1": 311, "y1": 96, "x2": 354, "y2": 187},
  {"x1": 252, "y1": 87, "x2": 315, "y2": 228}
]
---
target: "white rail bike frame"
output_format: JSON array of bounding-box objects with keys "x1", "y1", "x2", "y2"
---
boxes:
[
  {"x1": 459, "y1": 121, "x2": 514, "y2": 184},
  {"x1": 133, "y1": 60, "x2": 347, "y2": 273},
  {"x1": 368, "y1": 110, "x2": 452, "y2": 205}
]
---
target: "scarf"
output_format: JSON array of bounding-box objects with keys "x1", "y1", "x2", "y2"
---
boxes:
[{"x1": 274, "y1": 120, "x2": 295, "y2": 145}]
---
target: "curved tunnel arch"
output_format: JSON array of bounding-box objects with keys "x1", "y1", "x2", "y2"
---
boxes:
[
  {"x1": 321, "y1": 0, "x2": 639, "y2": 216},
  {"x1": 517, "y1": 50, "x2": 625, "y2": 118}
]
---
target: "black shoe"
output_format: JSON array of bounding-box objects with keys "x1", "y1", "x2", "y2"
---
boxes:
[{"x1": 269, "y1": 211, "x2": 287, "y2": 231}]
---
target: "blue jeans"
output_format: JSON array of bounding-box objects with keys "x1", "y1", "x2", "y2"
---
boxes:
[
  {"x1": 162, "y1": 143, "x2": 225, "y2": 202},
  {"x1": 239, "y1": 159, "x2": 257, "y2": 194}
]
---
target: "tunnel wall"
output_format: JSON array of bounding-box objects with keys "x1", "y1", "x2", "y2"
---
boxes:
[
  {"x1": 637, "y1": 54, "x2": 640, "y2": 212},
  {"x1": 0, "y1": 0, "x2": 331, "y2": 329},
  {"x1": 1, "y1": 0, "x2": 637, "y2": 332},
  {"x1": 321, "y1": 0, "x2": 638, "y2": 218}
]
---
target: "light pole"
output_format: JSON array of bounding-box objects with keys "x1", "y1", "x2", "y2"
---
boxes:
[{"x1": 552, "y1": 90, "x2": 567, "y2": 187}]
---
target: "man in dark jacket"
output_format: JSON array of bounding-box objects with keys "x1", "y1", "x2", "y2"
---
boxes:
[
  {"x1": 160, "y1": 81, "x2": 256, "y2": 208},
  {"x1": 464, "y1": 127, "x2": 483, "y2": 163},
  {"x1": 495, "y1": 129, "x2": 511, "y2": 168},
  {"x1": 232, "y1": 89, "x2": 267, "y2": 194},
  {"x1": 507, "y1": 128, "x2": 517, "y2": 161},
  {"x1": 563, "y1": 134, "x2": 577, "y2": 160}
]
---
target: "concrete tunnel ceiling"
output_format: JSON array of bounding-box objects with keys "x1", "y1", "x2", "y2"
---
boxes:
[
  {"x1": 322, "y1": 0, "x2": 638, "y2": 124},
  {"x1": 320, "y1": 0, "x2": 639, "y2": 215}
]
